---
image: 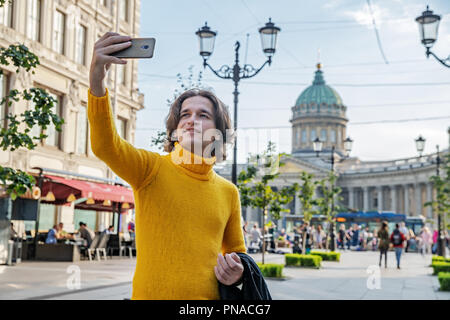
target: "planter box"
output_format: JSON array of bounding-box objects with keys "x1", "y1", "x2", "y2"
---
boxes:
[{"x1": 36, "y1": 243, "x2": 81, "y2": 262}]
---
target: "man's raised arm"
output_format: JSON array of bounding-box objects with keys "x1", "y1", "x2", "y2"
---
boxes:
[{"x1": 88, "y1": 32, "x2": 160, "y2": 190}]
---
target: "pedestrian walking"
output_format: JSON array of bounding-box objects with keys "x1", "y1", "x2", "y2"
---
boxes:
[
  {"x1": 88, "y1": 32, "x2": 247, "y2": 299},
  {"x1": 250, "y1": 224, "x2": 262, "y2": 252},
  {"x1": 346, "y1": 226, "x2": 353, "y2": 250},
  {"x1": 361, "y1": 227, "x2": 369, "y2": 251},
  {"x1": 352, "y1": 224, "x2": 360, "y2": 250},
  {"x1": 242, "y1": 219, "x2": 249, "y2": 248},
  {"x1": 377, "y1": 221, "x2": 390, "y2": 268},
  {"x1": 432, "y1": 229, "x2": 439, "y2": 254},
  {"x1": 315, "y1": 225, "x2": 325, "y2": 249},
  {"x1": 338, "y1": 224, "x2": 346, "y2": 250},
  {"x1": 390, "y1": 223, "x2": 406, "y2": 269},
  {"x1": 419, "y1": 226, "x2": 432, "y2": 255}
]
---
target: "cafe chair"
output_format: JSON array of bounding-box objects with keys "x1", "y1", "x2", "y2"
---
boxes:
[
  {"x1": 95, "y1": 233, "x2": 109, "y2": 261},
  {"x1": 86, "y1": 235, "x2": 101, "y2": 261}
]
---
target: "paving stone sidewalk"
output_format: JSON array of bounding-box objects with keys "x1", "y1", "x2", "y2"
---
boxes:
[{"x1": 0, "y1": 250, "x2": 448, "y2": 300}]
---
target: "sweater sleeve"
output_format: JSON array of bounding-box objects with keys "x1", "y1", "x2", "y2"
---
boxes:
[
  {"x1": 87, "y1": 89, "x2": 161, "y2": 190},
  {"x1": 222, "y1": 186, "x2": 247, "y2": 254}
]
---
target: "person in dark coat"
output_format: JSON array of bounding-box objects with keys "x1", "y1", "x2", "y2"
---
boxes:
[
  {"x1": 218, "y1": 253, "x2": 272, "y2": 300},
  {"x1": 377, "y1": 221, "x2": 390, "y2": 268}
]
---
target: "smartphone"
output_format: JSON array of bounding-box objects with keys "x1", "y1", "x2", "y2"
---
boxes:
[{"x1": 110, "y1": 38, "x2": 155, "y2": 59}]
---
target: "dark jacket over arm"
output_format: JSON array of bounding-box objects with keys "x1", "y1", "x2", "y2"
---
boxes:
[{"x1": 218, "y1": 253, "x2": 272, "y2": 300}]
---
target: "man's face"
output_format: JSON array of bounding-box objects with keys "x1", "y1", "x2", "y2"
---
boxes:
[{"x1": 176, "y1": 96, "x2": 217, "y2": 156}]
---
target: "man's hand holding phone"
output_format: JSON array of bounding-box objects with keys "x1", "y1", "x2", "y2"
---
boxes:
[{"x1": 89, "y1": 32, "x2": 131, "y2": 97}]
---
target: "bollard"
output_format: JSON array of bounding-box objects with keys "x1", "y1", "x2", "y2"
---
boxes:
[{"x1": 7, "y1": 240, "x2": 13, "y2": 266}]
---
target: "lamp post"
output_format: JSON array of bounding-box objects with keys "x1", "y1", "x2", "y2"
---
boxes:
[
  {"x1": 415, "y1": 135, "x2": 426, "y2": 158},
  {"x1": 416, "y1": 6, "x2": 450, "y2": 68},
  {"x1": 313, "y1": 137, "x2": 353, "y2": 251},
  {"x1": 414, "y1": 137, "x2": 445, "y2": 257},
  {"x1": 195, "y1": 19, "x2": 281, "y2": 186}
]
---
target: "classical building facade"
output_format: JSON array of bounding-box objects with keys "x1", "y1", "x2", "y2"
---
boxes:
[
  {"x1": 217, "y1": 64, "x2": 448, "y2": 232},
  {"x1": 0, "y1": 0, "x2": 143, "y2": 234}
]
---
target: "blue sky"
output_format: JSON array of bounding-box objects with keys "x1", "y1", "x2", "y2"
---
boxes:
[{"x1": 134, "y1": 0, "x2": 450, "y2": 164}]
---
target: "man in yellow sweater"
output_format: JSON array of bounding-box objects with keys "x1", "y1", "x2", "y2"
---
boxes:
[{"x1": 88, "y1": 32, "x2": 247, "y2": 299}]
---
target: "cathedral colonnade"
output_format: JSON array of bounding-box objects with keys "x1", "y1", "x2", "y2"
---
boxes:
[{"x1": 344, "y1": 183, "x2": 434, "y2": 218}]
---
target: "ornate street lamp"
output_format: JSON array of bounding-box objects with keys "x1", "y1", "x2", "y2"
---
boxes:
[
  {"x1": 416, "y1": 6, "x2": 450, "y2": 68},
  {"x1": 195, "y1": 23, "x2": 217, "y2": 60},
  {"x1": 313, "y1": 137, "x2": 323, "y2": 157},
  {"x1": 196, "y1": 19, "x2": 281, "y2": 186},
  {"x1": 314, "y1": 138, "x2": 353, "y2": 251},
  {"x1": 344, "y1": 137, "x2": 354, "y2": 157},
  {"x1": 415, "y1": 135, "x2": 426, "y2": 158}
]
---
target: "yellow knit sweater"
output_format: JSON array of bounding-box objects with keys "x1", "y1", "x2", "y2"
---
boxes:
[{"x1": 87, "y1": 89, "x2": 246, "y2": 300}]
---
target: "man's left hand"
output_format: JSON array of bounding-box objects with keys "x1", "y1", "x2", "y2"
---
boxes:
[{"x1": 214, "y1": 252, "x2": 244, "y2": 286}]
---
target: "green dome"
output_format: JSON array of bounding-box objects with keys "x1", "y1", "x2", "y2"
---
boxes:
[{"x1": 295, "y1": 66, "x2": 343, "y2": 107}]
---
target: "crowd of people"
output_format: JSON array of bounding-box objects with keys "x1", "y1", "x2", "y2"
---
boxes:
[{"x1": 244, "y1": 220, "x2": 449, "y2": 261}]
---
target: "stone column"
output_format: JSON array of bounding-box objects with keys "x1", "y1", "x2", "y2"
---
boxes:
[
  {"x1": 377, "y1": 186, "x2": 383, "y2": 212},
  {"x1": 390, "y1": 185, "x2": 397, "y2": 213},
  {"x1": 426, "y1": 183, "x2": 433, "y2": 219},
  {"x1": 404, "y1": 184, "x2": 410, "y2": 216},
  {"x1": 363, "y1": 187, "x2": 370, "y2": 212},
  {"x1": 294, "y1": 190, "x2": 300, "y2": 215},
  {"x1": 415, "y1": 183, "x2": 422, "y2": 216},
  {"x1": 348, "y1": 187, "x2": 355, "y2": 210}
]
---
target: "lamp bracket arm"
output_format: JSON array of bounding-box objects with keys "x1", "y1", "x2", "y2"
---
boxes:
[
  {"x1": 204, "y1": 61, "x2": 233, "y2": 79},
  {"x1": 241, "y1": 59, "x2": 271, "y2": 79},
  {"x1": 427, "y1": 48, "x2": 450, "y2": 68}
]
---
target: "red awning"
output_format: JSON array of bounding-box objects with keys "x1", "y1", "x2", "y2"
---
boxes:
[
  {"x1": 39, "y1": 175, "x2": 135, "y2": 212},
  {"x1": 45, "y1": 175, "x2": 134, "y2": 203}
]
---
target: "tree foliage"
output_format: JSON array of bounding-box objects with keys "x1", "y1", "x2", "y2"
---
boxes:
[{"x1": 0, "y1": 0, "x2": 64, "y2": 200}]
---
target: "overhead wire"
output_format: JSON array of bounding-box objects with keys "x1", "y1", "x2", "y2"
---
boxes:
[
  {"x1": 366, "y1": 0, "x2": 389, "y2": 64},
  {"x1": 136, "y1": 115, "x2": 450, "y2": 131}
]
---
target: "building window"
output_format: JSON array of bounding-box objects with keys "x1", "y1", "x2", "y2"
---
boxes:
[
  {"x1": 26, "y1": 0, "x2": 41, "y2": 42},
  {"x1": 117, "y1": 64, "x2": 125, "y2": 85},
  {"x1": 77, "y1": 105, "x2": 88, "y2": 155},
  {"x1": 301, "y1": 129, "x2": 307, "y2": 143},
  {"x1": 44, "y1": 93, "x2": 62, "y2": 148},
  {"x1": 116, "y1": 117, "x2": 126, "y2": 140},
  {"x1": 338, "y1": 128, "x2": 342, "y2": 145},
  {"x1": 52, "y1": 10, "x2": 65, "y2": 54},
  {"x1": 0, "y1": 72, "x2": 8, "y2": 129},
  {"x1": 295, "y1": 127, "x2": 300, "y2": 145},
  {"x1": 330, "y1": 129, "x2": 336, "y2": 143},
  {"x1": 75, "y1": 24, "x2": 86, "y2": 65},
  {"x1": 99, "y1": 0, "x2": 107, "y2": 7},
  {"x1": 0, "y1": 0, "x2": 13, "y2": 27},
  {"x1": 119, "y1": 0, "x2": 128, "y2": 22},
  {"x1": 320, "y1": 129, "x2": 327, "y2": 142},
  {"x1": 310, "y1": 129, "x2": 316, "y2": 142}
]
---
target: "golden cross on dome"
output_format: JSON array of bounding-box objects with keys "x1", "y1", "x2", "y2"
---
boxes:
[{"x1": 317, "y1": 48, "x2": 322, "y2": 70}]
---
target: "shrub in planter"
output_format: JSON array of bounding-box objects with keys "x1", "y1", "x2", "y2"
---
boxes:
[
  {"x1": 432, "y1": 256, "x2": 450, "y2": 263},
  {"x1": 256, "y1": 263, "x2": 284, "y2": 278},
  {"x1": 310, "y1": 251, "x2": 341, "y2": 262},
  {"x1": 438, "y1": 272, "x2": 450, "y2": 291},
  {"x1": 431, "y1": 262, "x2": 450, "y2": 275},
  {"x1": 284, "y1": 254, "x2": 322, "y2": 269}
]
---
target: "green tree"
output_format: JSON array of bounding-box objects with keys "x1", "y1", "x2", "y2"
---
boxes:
[
  {"x1": 424, "y1": 153, "x2": 450, "y2": 256},
  {"x1": 238, "y1": 141, "x2": 296, "y2": 264},
  {"x1": 296, "y1": 171, "x2": 319, "y2": 254},
  {"x1": 316, "y1": 172, "x2": 344, "y2": 251},
  {"x1": 0, "y1": 0, "x2": 64, "y2": 200}
]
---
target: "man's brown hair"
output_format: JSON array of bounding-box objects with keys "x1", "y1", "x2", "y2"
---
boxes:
[{"x1": 163, "y1": 88, "x2": 235, "y2": 162}]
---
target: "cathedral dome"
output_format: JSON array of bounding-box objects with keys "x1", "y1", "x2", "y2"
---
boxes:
[{"x1": 295, "y1": 64, "x2": 343, "y2": 107}]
